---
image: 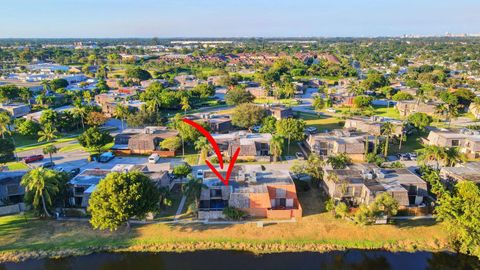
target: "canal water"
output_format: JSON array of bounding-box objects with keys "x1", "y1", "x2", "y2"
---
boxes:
[{"x1": 1, "y1": 250, "x2": 479, "y2": 270}]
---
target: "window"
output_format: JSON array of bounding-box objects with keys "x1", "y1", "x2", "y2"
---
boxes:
[{"x1": 451, "y1": 140, "x2": 460, "y2": 147}]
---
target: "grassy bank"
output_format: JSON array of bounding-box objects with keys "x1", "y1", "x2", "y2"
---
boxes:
[{"x1": 0, "y1": 188, "x2": 450, "y2": 263}]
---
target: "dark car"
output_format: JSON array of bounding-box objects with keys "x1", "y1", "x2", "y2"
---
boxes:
[
  {"x1": 295, "y1": 152, "x2": 305, "y2": 160},
  {"x1": 40, "y1": 161, "x2": 56, "y2": 168},
  {"x1": 24, "y1": 154, "x2": 44, "y2": 163},
  {"x1": 69, "y1": 168, "x2": 81, "y2": 177}
]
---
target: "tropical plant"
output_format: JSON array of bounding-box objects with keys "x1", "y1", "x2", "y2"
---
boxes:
[
  {"x1": 180, "y1": 96, "x2": 191, "y2": 114},
  {"x1": 0, "y1": 111, "x2": 11, "y2": 139},
  {"x1": 195, "y1": 137, "x2": 212, "y2": 162},
  {"x1": 37, "y1": 124, "x2": 58, "y2": 142},
  {"x1": 114, "y1": 104, "x2": 130, "y2": 130},
  {"x1": 269, "y1": 135, "x2": 284, "y2": 162},
  {"x1": 42, "y1": 145, "x2": 58, "y2": 163},
  {"x1": 381, "y1": 122, "x2": 395, "y2": 156},
  {"x1": 182, "y1": 175, "x2": 207, "y2": 206},
  {"x1": 21, "y1": 168, "x2": 61, "y2": 217}
]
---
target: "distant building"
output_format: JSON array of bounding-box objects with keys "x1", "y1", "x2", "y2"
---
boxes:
[
  {"x1": 23, "y1": 105, "x2": 74, "y2": 122},
  {"x1": 267, "y1": 106, "x2": 294, "y2": 120},
  {"x1": 396, "y1": 100, "x2": 440, "y2": 117},
  {"x1": 0, "y1": 103, "x2": 31, "y2": 118},
  {"x1": 344, "y1": 116, "x2": 404, "y2": 136},
  {"x1": 425, "y1": 129, "x2": 480, "y2": 159},
  {"x1": 212, "y1": 131, "x2": 272, "y2": 161},
  {"x1": 112, "y1": 127, "x2": 179, "y2": 155},
  {"x1": 307, "y1": 129, "x2": 368, "y2": 161},
  {"x1": 440, "y1": 162, "x2": 480, "y2": 185}
]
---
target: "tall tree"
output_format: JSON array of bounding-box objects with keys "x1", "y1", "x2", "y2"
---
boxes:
[
  {"x1": 269, "y1": 135, "x2": 284, "y2": 162},
  {"x1": 77, "y1": 127, "x2": 113, "y2": 153},
  {"x1": 42, "y1": 145, "x2": 58, "y2": 163},
  {"x1": 275, "y1": 118, "x2": 306, "y2": 154},
  {"x1": 182, "y1": 175, "x2": 207, "y2": 206},
  {"x1": 381, "y1": 122, "x2": 395, "y2": 156},
  {"x1": 180, "y1": 96, "x2": 191, "y2": 115},
  {"x1": 37, "y1": 124, "x2": 58, "y2": 143},
  {"x1": 231, "y1": 103, "x2": 266, "y2": 129},
  {"x1": 21, "y1": 168, "x2": 61, "y2": 217},
  {"x1": 89, "y1": 171, "x2": 159, "y2": 230},
  {"x1": 0, "y1": 111, "x2": 11, "y2": 139}
]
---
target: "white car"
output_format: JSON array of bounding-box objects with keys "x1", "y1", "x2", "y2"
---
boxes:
[
  {"x1": 196, "y1": 169, "x2": 204, "y2": 179},
  {"x1": 148, "y1": 153, "x2": 160, "y2": 164},
  {"x1": 326, "y1": 108, "x2": 336, "y2": 113}
]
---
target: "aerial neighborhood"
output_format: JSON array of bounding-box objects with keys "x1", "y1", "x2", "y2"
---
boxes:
[{"x1": 1, "y1": 37, "x2": 480, "y2": 263}]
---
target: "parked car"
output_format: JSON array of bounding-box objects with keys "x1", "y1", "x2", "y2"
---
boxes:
[
  {"x1": 326, "y1": 108, "x2": 336, "y2": 113},
  {"x1": 40, "y1": 161, "x2": 55, "y2": 168},
  {"x1": 24, "y1": 154, "x2": 44, "y2": 163},
  {"x1": 98, "y1": 152, "x2": 115, "y2": 163},
  {"x1": 196, "y1": 169, "x2": 204, "y2": 179},
  {"x1": 251, "y1": 125, "x2": 261, "y2": 133},
  {"x1": 69, "y1": 168, "x2": 81, "y2": 177},
  {"x1": 306, "y1": 127, "x2": 318, "y2": 134},
  {"x1": 295, "y1": 152, "x2": 305, "y2": 160},
  {"x1": 408, "y1": 153, "x2": 417, "y2": 161},
  {"x1": 397, "y1": 153, "x2": 410, "y2": 161},
  {"x1": 148, "y1": 153, "x2": 160, "y2": 164}
]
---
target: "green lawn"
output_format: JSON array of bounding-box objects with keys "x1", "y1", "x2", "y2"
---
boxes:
[
  {"x1": 374, "y1": 106, "x2": 401, "y2": 119},
  {"x1": 4, "y1": 161, "x2": 29, "y2": 171},
  {"x1": 12, "y1": 133, "x2": 38, "y2": 147},
  {"x1": 298, "y1": 112, "x2": 344, "y2": 132},
  {"x1": 388, "y1": 132, "x2": 426, "y2": 155},
  {"x1": 15, "y1": 137, "x2": 77, "y2": 152},
  {"x1": 254, "y1": 98, "x2": 300, "y2": 106},
  {"x1": 0, "y1": 187, "x2": 450, "y2": 262}
]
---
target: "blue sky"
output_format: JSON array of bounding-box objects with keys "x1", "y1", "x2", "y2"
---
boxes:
[{"x1": 1, "y1": 0, "x2": 479, "y2": 38}]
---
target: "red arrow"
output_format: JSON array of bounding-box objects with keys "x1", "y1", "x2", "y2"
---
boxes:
[
  {"x1": 205, "y1": 147, "x2": 240, "y2": 186},
  {"x1": 182, "y1": 118, "x2": 224, "y2": 169},
  {"x1": 182, "y1": 118, "x2": 241, "y2": 186}
]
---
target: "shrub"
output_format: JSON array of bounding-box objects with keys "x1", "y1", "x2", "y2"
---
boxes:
[{"x1": 223, "y1": 207, "x2": 246, "y2": 220}]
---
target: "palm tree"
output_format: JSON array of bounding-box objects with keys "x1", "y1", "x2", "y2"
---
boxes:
[
  {"x1": 195, "y1": 137, "x2": 211, "y2": 163},
  {"x1": 435, "y1": 103, "x2": 448, "y2": 117},
  {"x1": 381, "y1": 122, "x2": 395, "y2": 157},
  {"x1": 21, "y1": 168, "x2": 60, "y2": 217},
  {"x1": 443, "y1": 147, "x2": 466, "y2": 167},
  {"x1": 41, "y1": 80, "x2": 51, "y2": 94},
  {"x1": 0, "y1": 112, "x2": 12, "y2": 139},
  {"x1": 38, "y1": 124, "x2": 58, "y2": 143},
  {"x1": 180, "y1": 97, "x2": 191, "y2": 115},
  {"x1": 72, "y1": 105, "x2": 88, "y2": 130},
  {"x1": 43, "y1": 145, "x2": 58, "y2": 163},
  {"x1": 35, "y1": 94, "x2": 45, "y2": 107},
  {"x1": 269, "y1": 135, "x2": 284, "y2": 162},
  {"x1": 115, "y1": 104, "x2": 130, "y2": 130},
  {"x1": 417, "y1": 144, "x2": 446, "y2": 169},
  {"x1": 182, "y1": 175, "x2": 207, "y2": 206}
]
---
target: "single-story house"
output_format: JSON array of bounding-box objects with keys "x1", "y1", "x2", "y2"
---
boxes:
[
  {"x1": 0, "y1": 103, "x2": 31, "y2": 118},
  {"x1": 425, "y1": 128, "x2": 480, "y2": 159},
  {"x1": 112, "y1": 127, "x2": 179, "y2": 155},
  {"x1": 307, "y1": 129, "x2": 369, "y2": 161},
  {"x1": 212, "y1": 131, "x2": 272, "y2": 161},
  {"x1": 440, "y1": 162, "x2": 480, "y2": 184},
  {"x1": 0, "y1": 171, "x2": 27, "y2": 206}
]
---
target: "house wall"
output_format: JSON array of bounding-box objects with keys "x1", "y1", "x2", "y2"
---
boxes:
[{"x1": 198, "y1": 210, "x2": 225, "y2": 220}]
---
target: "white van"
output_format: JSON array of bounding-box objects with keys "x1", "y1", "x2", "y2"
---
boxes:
[{"x1": 148, "y1": 153, "x2": 160, "y2": 164}]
